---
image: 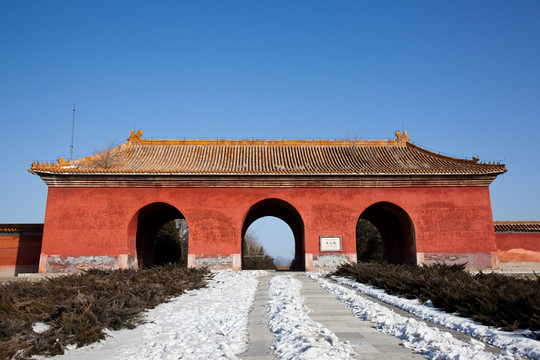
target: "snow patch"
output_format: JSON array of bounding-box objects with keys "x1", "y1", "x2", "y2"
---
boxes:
[
  {"x1": 32, "y1": 322, "x2": 50, "y2": 334},
  {"x1": 266, "y1": 275, "x2": 356, "y2": 359}
]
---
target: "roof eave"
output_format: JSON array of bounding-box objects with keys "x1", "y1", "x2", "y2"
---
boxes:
[{"x1": 32, "y1": 169, "x2": 507, "y2": 176}]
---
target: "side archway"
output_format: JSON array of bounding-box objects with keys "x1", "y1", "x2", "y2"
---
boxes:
[
  {"x1": 357, "y1": 202, "x2": 416, "y2": 265},
  {"x1": 242, "y1": 199, "x2": 305, "y2": 271},
  {"x1": 128, "y1": 202, "x2": 187, "y2": 269}
]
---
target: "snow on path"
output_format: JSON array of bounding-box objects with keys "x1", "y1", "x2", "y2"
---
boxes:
[
  {"x1": 40, "y1": 270, "x2": 266, "y2": 360},
  {"x1": 309, "y1": 273, "x2": 521, "y2": 360},
  {"x1": 332, "y1": 276, "x2": 540, "y2": 359},
  {"x1": 266, "y1": 275, "x2": 356, "y2": 360}
]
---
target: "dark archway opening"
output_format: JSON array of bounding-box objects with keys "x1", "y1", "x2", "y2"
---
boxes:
[
  {"x1": 356, "y1": 202, "x2": 416, "y2": 265},
  {"x1": 135, "y1": 203, "x2": 188, "y2": 269},
  {"x1": 356, "y1": 219, "x2": 383, "y2": 263},
  {"x1": 242, "y1": 199, "x2": 305, "y2": 271}
]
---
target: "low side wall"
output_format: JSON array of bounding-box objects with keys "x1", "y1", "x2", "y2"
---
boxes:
[
  {"x1": 495, "y1": 232, "x2": 540, "y2": 271},
  {"x1": 0, "y1": 226, "x2": 43, "y2": 277},
  {"x1": 417, "y1": 252, "x2": 498, "y2": 270}
]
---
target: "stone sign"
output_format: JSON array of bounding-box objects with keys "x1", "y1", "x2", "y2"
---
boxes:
[{"x1": 319, "y1": 236, "x2": 342, "y2": 252}]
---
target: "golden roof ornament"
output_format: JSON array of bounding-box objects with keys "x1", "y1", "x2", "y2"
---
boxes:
[
  {"x1": 395, "y1": 130, "x2": 409, "y2": 146},
  {"x1": 128, "y1": 129, "x2": 143, "y2": 144}
]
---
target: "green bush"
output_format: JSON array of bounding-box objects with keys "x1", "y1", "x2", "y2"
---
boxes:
[
  {"x1": 0, "y1": 264, "x2": 209, "y2": 360},
  {"x1": 332, "y1": 262, "x2": 540, "y2": 335}
]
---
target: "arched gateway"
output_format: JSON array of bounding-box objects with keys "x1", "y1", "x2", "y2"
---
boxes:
[
  {"x1": 242, "y1": 198, "x2": 305, "y2": 270},
  {"x1": 30, "y1": 130, "x2": 506, "y2": 272},
  {"x1": 128, "y1": 202, "x2": 186, "y2": 269}
]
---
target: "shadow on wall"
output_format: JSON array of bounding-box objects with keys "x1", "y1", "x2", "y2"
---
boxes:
[
  {"x1": 0, "y1": 224, "x2": 43, "y2": 277},
  {"x1": 15, "y1": 234, "x2": 41, "y2": 275}
]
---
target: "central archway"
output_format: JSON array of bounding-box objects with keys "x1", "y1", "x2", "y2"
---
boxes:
[
  {"x1": 357, "y1": 202, "x2": 416, "y2": 265},
  {"x1": 242, "y1": 199, "x2": 305, "y2": 271},
  {"x1": 129, "y1": 202, "x2": 187, "y2": 269}
]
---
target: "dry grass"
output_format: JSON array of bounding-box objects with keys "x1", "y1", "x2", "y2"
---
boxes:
[
  {"x1": 0, "y1": 264, "x2": 209, "y2": 360},
  {"x1": 332, "y1": 262, "x2": 540, "y2": 336}
]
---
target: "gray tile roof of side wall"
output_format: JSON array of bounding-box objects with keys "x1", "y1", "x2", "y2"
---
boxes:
[
  {"x1": 494, "y1": 221, "x2": 540, "y2": 233},
  {"x1": 0, "y1": 224, "x2": 44, "y2": 234}
]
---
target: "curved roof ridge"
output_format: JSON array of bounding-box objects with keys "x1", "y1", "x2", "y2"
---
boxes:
[
  {"x1": 405, "y1": 141, "x2": 501, "y2": 166},
  {"x1": 136, "y1": 138, "x2": 399, "y2": 147}
]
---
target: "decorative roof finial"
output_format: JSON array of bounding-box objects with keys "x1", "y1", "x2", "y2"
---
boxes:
[
  {"x1": 128, "y1": 129, "x2": 143, "y2": 144},
  {"x1": 395, "y1": 130, "x2": 409, "y2": 146}
]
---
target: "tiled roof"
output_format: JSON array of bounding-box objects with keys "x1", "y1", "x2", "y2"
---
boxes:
[
  {"x1": 0, "y1": 224, "x2": 44, "y2": 234},
  {"x1": 494, "y1": 221, "x2": 540, "y2": 233},
  {"x1": 29, "y1": 130, "x2": 506, "y2": 177}
]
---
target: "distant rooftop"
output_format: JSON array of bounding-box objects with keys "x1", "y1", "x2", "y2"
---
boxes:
[
  {"x1": 0, "y1": 224, "x2": 44, "y2": 234},
  {"x1": 30, "y1": 130, "x2": 506, "y2": 177},
  {"x1": 494, "y1": 221, "x2": 540, "y2": 233}
]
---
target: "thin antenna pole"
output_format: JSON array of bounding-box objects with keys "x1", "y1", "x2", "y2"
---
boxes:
[{"x1": 70, "y1": 104, "x2": 76, "y2": 160}]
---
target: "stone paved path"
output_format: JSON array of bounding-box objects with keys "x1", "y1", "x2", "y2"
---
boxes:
[
  {"x1": 298, "y1": 274, "x2": 425, "y2": 359},
  {"x1": 240, "y1": 273, "x2": 425, "y2": 359}
]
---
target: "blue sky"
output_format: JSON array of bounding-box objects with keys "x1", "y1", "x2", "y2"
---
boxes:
[{"x1": 1, "y1": 1, "x2": 539, "y2": 260}]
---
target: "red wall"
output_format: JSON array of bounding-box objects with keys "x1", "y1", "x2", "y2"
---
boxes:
[
  {"x1": 495, "y1": 232, "x2": 540, "y2": 262},
  {"x1": 40, "y1": 185, "x2": 498, "y2": 271},
  {"x1": 0, "y1": 234, "x2": 42, "y2": 276}
]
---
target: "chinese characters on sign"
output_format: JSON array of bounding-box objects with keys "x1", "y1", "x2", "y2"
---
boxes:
[{"x1": 319, "y1": 236, "x2": 342, "y2": 252}]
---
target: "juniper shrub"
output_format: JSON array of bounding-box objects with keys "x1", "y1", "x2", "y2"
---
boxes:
[
  {"x1": 0, "y1": 264, "x2": 209, "y2": 360},
  {"x1": 332, "y1": 262, "x2": 540, "y2": 335}
]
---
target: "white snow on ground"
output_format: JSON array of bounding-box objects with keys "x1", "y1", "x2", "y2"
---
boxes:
[
  {"x1": 38, "y1": 270, "x2": 266, "y2": 360},
  {"x1": 33, "y1": 270, "x2": 539, "y2": 360},
  {"x1": 266, "y1": 275, "x2": 356, "y2": 360},
  {"x1": 332, "y1": 275, "x2": 540, "y2": 359},
  {"x1": 309, "y1": 273, "x2": 529, "y2": 360}
]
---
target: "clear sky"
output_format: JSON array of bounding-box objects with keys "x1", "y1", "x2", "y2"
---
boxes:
[{"x1": 1, "y1": 1, "x2": 539, "y2": 260}]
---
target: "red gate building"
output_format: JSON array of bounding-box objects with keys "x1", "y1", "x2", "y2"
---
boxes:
[{"x1": 29, "y1": 130, "x2": 507, "y2": 272}]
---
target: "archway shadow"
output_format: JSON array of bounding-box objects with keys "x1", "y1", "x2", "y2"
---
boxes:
[
  {"x1": 133, "y1": 202, "x2": 186, "y2": 269},
  {"x1": 358, "y1": 202, "x2": 416, "y2": 265}
]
